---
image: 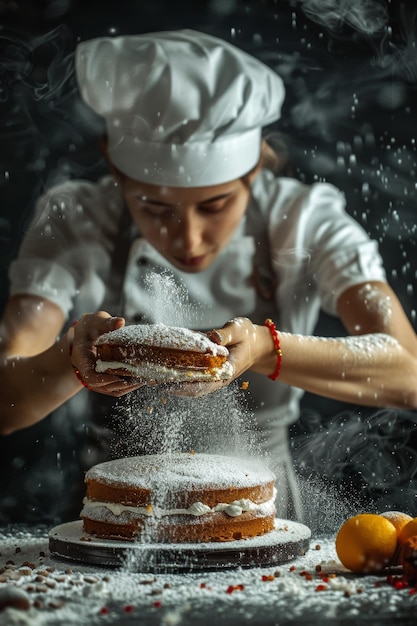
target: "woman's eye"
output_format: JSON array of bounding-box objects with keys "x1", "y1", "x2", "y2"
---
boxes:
[
  {"x1": 141, "y1": 205, "x2": 173, "y2": 219},
  {"x1": 199, "y1": 201, "x2": 226, "y2": 213}
]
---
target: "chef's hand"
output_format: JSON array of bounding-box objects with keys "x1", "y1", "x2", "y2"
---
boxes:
[
  {"x1": 69, "y1": 312, "x2": 145, "y2": 396},
  {"x1": 167, "y1": 317, "x2": 264, "y2": 398}
]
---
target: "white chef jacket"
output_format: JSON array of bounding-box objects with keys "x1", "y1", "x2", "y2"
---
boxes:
[
  {"x1": 9, "y1": 168, "x2": 386, "y2": 424},
  {"x1": 9, "y1": 169, "x2": 387, "y2": 515}
]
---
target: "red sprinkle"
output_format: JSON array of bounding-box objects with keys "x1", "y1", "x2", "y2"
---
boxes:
[
  {"x1": 226, "y1": 584, "x2": 245, "y2": 594},
  {"x1": 386, "y1": 574, "x2": 411, "y2": 591},
  {"x1": 262, "y1": 575, "x2": 275, "y2": 582},
  {"x1": 99, "y1": 607, "x2": 109, "y2": 615},
  {"x1": 153, "y1": 601, "x2": 162, "y2": 608},
  {"x1": 394, "y1": 581, "x2": 408, "y2": 591},
  {"x1": 315, "y1": 584, "x2": 327, "y2": 592},
  {"x1": 123, "y1": 605, "x2": 134, "y2": 613}
]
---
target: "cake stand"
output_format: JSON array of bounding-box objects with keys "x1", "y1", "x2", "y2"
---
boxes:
[{"x1": 49, "y1": 519, "x2": 311, "y2": 573}]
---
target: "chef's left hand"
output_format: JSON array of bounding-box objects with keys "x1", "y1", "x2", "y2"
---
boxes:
[{"x1": 167, "y1": 317, "x2": 262, "y2": 397}]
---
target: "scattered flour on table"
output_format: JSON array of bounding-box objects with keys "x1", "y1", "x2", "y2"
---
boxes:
[{"x1": 0, "y1": 527, "x2": 415, "y2": 625}]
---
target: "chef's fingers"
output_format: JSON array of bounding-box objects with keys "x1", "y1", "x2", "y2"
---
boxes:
[
  {"x1": 74, "y1": 369, "x2": 147, "y2": 396},
  {"x1": 206, "y1": 317, "x2": 252, "y2": 346},
  {"x1": 93, "y1": 379, "x2": 145, "y2": 397},
  {"x1": 70, "y1": 312, "x2": 126, "y2": 390},
  {"x1": 74, "y1": 311, "x2": 125, "y2": 343}
]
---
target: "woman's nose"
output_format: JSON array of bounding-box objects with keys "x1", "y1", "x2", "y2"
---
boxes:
[{"x1": 173, "y1": 211, "x2": 203, "y2": 252}]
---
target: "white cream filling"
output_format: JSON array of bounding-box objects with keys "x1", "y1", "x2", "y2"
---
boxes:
[
  {"x1": 95, "y1": 359, "x2": 234, "y2": 381},
  {"x1": 81, "y1": 495, "x2": 275, "y2": 519}
]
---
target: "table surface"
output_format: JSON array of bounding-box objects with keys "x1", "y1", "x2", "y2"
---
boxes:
[{"x1": 0, "y1": 525, "x2": 416, "y2": 626}]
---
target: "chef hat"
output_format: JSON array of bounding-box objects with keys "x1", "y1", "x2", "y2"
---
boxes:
[{"x1": 75, "y1": 29, "x2": 285, "y2": 187}]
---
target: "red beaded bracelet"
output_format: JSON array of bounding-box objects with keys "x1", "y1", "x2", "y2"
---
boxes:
[
  {"x1": 264, "y1": 318, "x2": 283, "y2": 381},
  {"x1": 72, "y1": 365, "x2": 90, "y2": 389}
]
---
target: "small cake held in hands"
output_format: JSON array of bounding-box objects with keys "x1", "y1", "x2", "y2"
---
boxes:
[{"x1": 94, "y1": 323, "x2": 233, "y2": 384}]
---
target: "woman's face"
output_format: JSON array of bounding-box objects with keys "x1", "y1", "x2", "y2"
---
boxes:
[{"x1": 120, "y1": 175, "x2": 254, "y2": 273}]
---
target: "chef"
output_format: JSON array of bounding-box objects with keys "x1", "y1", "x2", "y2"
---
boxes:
[{"x1": 1, "y1": 29, "x2": 416, "y2": 523}]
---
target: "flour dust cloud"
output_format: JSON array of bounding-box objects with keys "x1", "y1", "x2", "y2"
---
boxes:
[
  {"x1": 110, "y1": 383, "x2": 262, "y2": 464},
  {"x1": 110, "y1": 269, "x2": 265, "y2": 480}
]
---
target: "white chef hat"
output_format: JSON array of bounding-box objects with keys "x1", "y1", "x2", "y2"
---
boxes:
[{"x1": 75, "y1": 29, "x2": 285, "y2": 187}]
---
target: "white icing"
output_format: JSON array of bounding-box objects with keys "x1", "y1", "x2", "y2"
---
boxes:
[
  {"x1": 215, "y1": 498, "x2": 258, "y2": 517},
  {"x1": 95, "y1": 358, "x2": 234, "y2": 381},
  {"x1": 81, "y1": 496, "x2": 273, "y2": 519},
  {"x1": 80, "y1": 497, "x2": 277, "y2": 524},
  {"x1": 94, "y1": 323, "x2": 229, "y2": 356},
  {"x1": 187, "y1": 502, "x2": 212, "y2": 516}
]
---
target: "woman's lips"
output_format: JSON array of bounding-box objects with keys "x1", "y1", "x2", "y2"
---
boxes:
[{"x1": 175, "y1": 255, "x2": 207, "y2": 268}]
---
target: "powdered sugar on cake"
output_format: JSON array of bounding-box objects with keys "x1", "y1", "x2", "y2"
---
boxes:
[
  {"x1": 94, "y1": 323, "x2": 229, "y2": 356},
  {"x1": 85, "y1": 453, "x2": 275, "y2": 492},
  {"x1": 81, "y1": 453, "x2": 277, "y2": 542},
  {"x1": 94, "y1": 323, "x2": 233, "y2": 382}
]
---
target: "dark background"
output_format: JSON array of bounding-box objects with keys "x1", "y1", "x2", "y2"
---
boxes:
[{"x1": 1, "y1": 0, "x2": 417, "y2": 522}]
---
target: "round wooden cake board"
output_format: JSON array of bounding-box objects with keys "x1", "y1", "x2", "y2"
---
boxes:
[{"x1": 48, "y1": 519, "x2": 311, "y2": 573}]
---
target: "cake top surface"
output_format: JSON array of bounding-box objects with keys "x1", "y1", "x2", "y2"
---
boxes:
[
  {"x1": 94, "y1": 323, "x2": 229, "y2": 356},
  {"x1": 85, "y1": 453, "x2": 275, "y2": 491}
]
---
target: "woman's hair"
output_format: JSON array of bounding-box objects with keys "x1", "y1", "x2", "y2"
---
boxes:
[
  {"x1": 261, "y1": 134, "x2": 291, "y2": 174},
  {"x1": 242, "y1": 133, "x2": 292, "y2": 186}
]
